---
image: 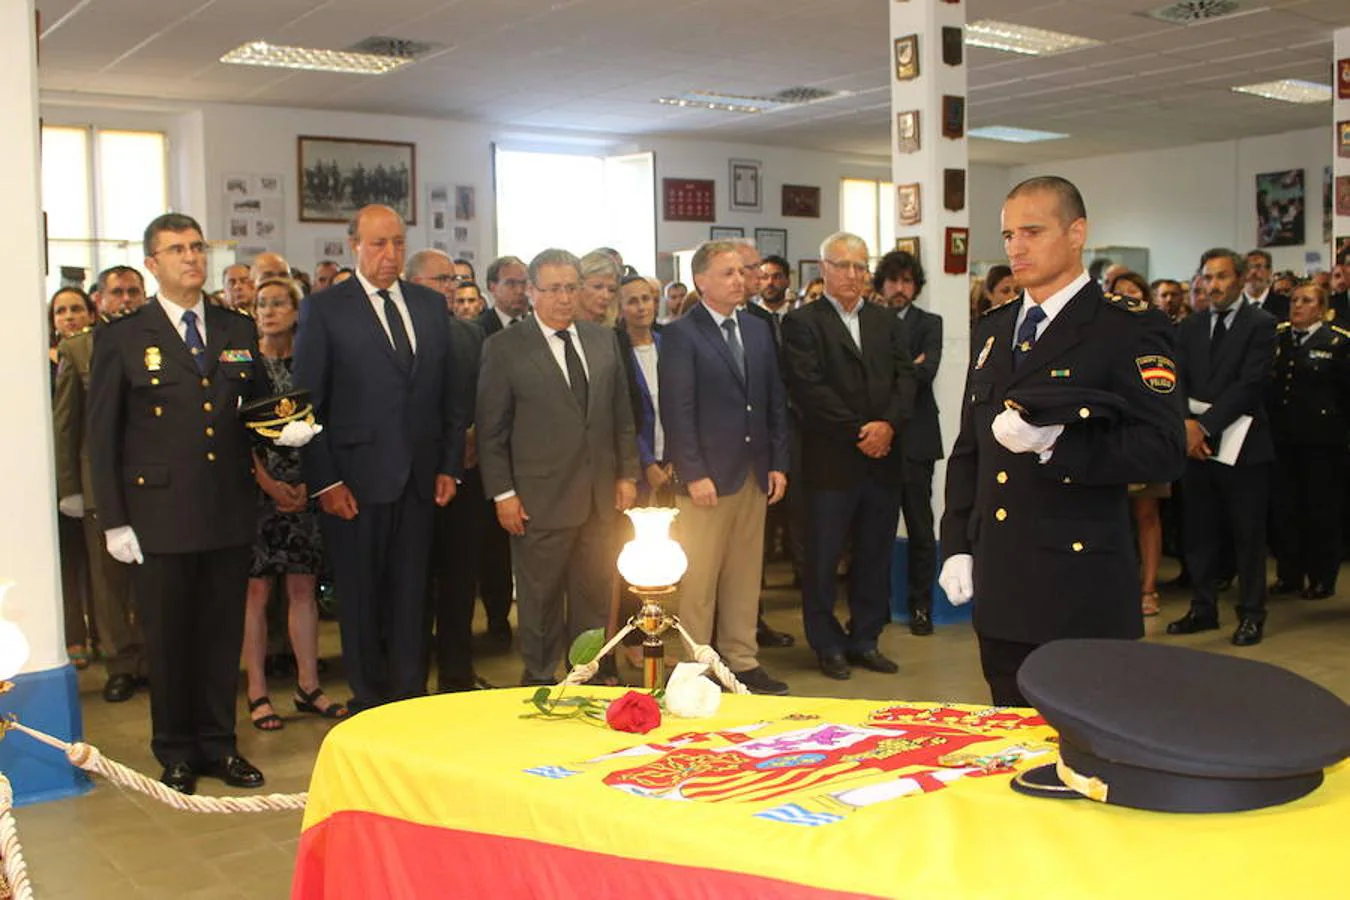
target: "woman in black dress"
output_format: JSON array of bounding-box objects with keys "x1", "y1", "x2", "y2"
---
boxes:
[{"x1": 242, "y1": 278, "x2": 344, "y2": 729}]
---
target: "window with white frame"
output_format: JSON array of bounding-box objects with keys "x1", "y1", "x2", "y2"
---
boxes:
[{"x1": 839, "y1": 177, "x2": 896, "y2": 260}]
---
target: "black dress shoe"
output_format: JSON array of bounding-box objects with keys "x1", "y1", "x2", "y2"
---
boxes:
[
  {"x1": 160, "y1": 762, "x2": 197, "y2": 795},
  {"x1": 1165, "y1": 612, "x2": 1220, "y2": 635},
  {"x1": 909, "y1": 609, "x2": 933, "y2": 636},
  {"x1": 1269, "y1": 579, "x2": 1302, "y2": 595},
  {"x1": 818, "y1": 652, "x2": 851, "y2": 681},
  {"x1": 197, "y1": 755, "x2": 265, "y2": 789},
  {"x1": 1302, "y1": 584, "x2": 1335, "y2": 600},
  {"x1": 1231, "y1": 618, "x2": 1264, "y2": 647},
  {"x1": 734, "y1": 666, "x2": 789, "y2": 695},
  {"x1": 1214, "y1": 577, "x2": 1234, "y2": 592},
  {"x1": 846, "y1": 649, "x2": 900, "y2": 674},
  {"x1": 756, "y1": 623, "x2": 795, "y2": 648},
  {"x1": 103, "y1": 673, "x2": 137, "y2": 703}
]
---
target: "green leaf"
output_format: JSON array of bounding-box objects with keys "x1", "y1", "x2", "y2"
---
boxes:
[
  {"x1": 568, "y1": 628, "x2": 607, "y2": 666},
  {"x1": 530, "y1": 687, "x2": 551, "y2": 712}
]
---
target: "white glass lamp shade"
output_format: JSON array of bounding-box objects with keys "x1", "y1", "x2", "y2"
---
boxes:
[
  {"x1": 0, "y1": 582, "x2": 31, "y2": 682},
  {"x1": 616, "y1": 508, "x2": 687, "y2": 589}
]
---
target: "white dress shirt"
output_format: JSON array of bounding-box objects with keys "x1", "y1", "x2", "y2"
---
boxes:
[
  {"x1": 355, "y1": 270, "x2": 417, "y2": 353},
  {"x1": 632, "y1": 341, "x2": 664, "y2": 461},
  {"x1": 494, "y1": 306, "x2": 524, "y2": 330},
  {"x1": 824, "y1": 294, "x2": 862, "y2": 348},
  {"x1": 1208, "y1": 297, "x2": 1245, "y2": 337},
  {"x1": 1243, "y1": 285, "x2": 1270, "y2": 309},
  {"x1": 157, "y1": 294, "x2": 208, "y2": 347},
  {"x1": 1014, "y1": 270, "x2": 1089, "y2": 341},
  {"x1": 537, "y1": 316, "x2": 591, "y2": 384}
]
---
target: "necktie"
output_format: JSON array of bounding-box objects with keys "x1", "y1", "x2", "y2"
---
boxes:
[
  {"x1": 721, "y1": 317, "x2": 746, "y2": 377},
  {"x1": 1012, "y1": 305, "x2": 1046, "y2": 370},
  {"x1": 1211, "y1": 310, "x2": 1229, "y2": 356},
  {"x1": 181, "y1": 308, "x2": 206, "y2": 374},
  {"x1": 556, "y1": 329, "x2": 588, "y2": 413},
  {"x1": 509, "y1": 316, "x2": 520, "y2": 326},
  {"x1": 1294, "y1": 330, "x2": 1307, "y2": 348},
  {"x1": 379, "y1": 289, "x2": 414, "y2": 368}
]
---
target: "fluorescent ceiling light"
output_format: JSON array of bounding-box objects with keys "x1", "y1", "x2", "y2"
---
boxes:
[
  {"x1": 968, "y1": 125, "x2": 1069, "y2": 143},
  {"x1": 220, "y1": 40, "x2": 412, "y2": 75},
  {"x1": 1231, "y1": 79, "x2": 1331, "y2": 104},
  {"x1": 655, "y1": 91, "x2": 789, "y2": 114},
  {"x1": 964, "y1": 21, "x2": 1103, "y2": 56}
]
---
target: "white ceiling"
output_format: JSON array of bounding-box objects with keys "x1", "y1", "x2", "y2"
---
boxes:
[{"x1": 34, "y1": 0, "x2": 1350, "y2": 165}]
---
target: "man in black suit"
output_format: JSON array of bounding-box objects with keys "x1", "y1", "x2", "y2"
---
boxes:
[
  {"x1": 1268, "y1": 283, "x2": 1350, "y2": 600},
  {"x1": 293, "y1": 205, "x2": 466, "y2": 713},
  {"x1": 1167, "y1": 248, "x2": 1277, "y2": 646},
  {"x1": 1242, "y1": 249, "x2": 1290, "y2": 321},
  {"x1": 89, "y1": 213, "x2": 284, "y2": 794},
  {"x1": 1330, "y1": 251, "x2": 1349, "y2": 323},
  {"x1": 781, "y1": 233, "x2": 916, "y2": 681},
  {"x1": 660, "y1": 241, "x2": 792, "y2": 695},
  {"x1": 874, "y1": 249, "x2": 944, "y2": 636},
  {"x1": 407, "y1": 248, "x2": 491, "y2": 692},
  {"x1": 940, "y1": 177, "x2": 1186, "y2": 706},
  {"x1": 472, "y1": 255, "x2": 530, "y2": 644}
]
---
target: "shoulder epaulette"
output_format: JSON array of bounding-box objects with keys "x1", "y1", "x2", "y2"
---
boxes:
[
  {"x1": 981, "y1": 297, "x2": 1018, "y2": 317},
  {"x1": 1103, "y1": 292, "x2": 1148, "y2": 314},
  {"x1": 102, "y1": 306, "x2": 143, "y2": 326},
  {"x1": 1331, "y1": 325, "x2": 1350, "y2": 339},
  {"x1": 1277, "y1": 321, "x2": 1292, "y2": 330}
]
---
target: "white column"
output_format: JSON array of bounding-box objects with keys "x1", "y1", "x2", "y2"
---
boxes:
[
  {"x1": 1335, "y1": 30, "x2": 1349, "y2": 265},
  {"x1": 889, "y1": 1, "x2": 969, "y2": 522},
  {"x1": 0, "y1": 0, "x2": 90, "y2": 803}
]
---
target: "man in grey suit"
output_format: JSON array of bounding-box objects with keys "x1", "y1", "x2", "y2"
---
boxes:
[
  {"x1": 874, "y1": 250, "x2": 944, "y2": 636},
  {"x1": 477, "y1": 248, "x2": 640, "y2": 685}
]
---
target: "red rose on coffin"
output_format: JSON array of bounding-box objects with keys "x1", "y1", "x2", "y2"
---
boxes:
[{"x1": 605, "y1": 691, "x2": 661, "y2": 734}]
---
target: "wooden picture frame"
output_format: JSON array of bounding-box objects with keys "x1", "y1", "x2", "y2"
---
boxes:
[
  {"x1": 894, "y1": 35, "x2": 919, "y2": 81},
  {"x1": 944, "y1": 169, "x2": 966, "y2": 212},
  {"x1": 298, "y1": 135, "x2": 416, "y2": 224},
  {"x1": 897, "y1": 110, "x2": 921, "y2": 154},
  {"x1": 895, "y1": 236, "x2": 921, "y2": 259},
  {"x1": 897, "y1": 183, "x2": 922, "y2": 226},
  {"x1": 942, "y1": 96, "x2": 965, "y2": 140},
  {"x1": 782, "y1": 184, "x2": 821, "y2": 218},
  {"x1": 729, "y1": 159, "x2": 763, "y2": 213},
  {"x1": 663, "y1": 178, "x2": 716, "y2": 222}
]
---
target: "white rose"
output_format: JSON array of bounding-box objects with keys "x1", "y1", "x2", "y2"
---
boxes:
[{"x1": 664, "y1": 662, "x2": 721, "y2": 718}]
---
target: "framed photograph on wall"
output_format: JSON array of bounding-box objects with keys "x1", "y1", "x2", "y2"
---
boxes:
[
  {"x1": 1256, "y1": 169, "x2": 1305, "y2": 248},
  {"x1": 298, "y1": 135, "x2": 416, "y2": 224},
  {"x1": 798, "y1": 258, "x2": 822, "y2": 290},
  {"x1": 1339, "y1": 121, "x2": 1350, "y2": 159},
  {"x1": 729, "y1": 159, "x2": 762, "y2": 213},
  {"x1": 755, "y1": 227, "x2": 788, "y2": 259},
  {"x1": 710, "y1": 226, "x2": 745, "y2": 239},
  {"x1": 782, "y1": 184, "x2": 821, "y2": 218},
  {"x1": 895, "y1": 236, "x2": 921, "y2": 259}
]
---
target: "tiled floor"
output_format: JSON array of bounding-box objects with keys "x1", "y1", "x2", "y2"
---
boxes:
[{"x1": 12, "y1": 558, "x2": 1350, "y2": 897}]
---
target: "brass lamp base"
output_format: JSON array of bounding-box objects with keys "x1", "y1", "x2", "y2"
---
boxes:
[{"x1": 632, "y1": 585, "x2": 677, "y2": 690}]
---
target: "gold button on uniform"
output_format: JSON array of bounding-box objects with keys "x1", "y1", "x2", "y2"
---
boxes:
[
  {"x1": 1072, "y1": 541, "x2": 1085, "y2": 552},
  {"x1": 153, "y1": 406, "x2": 163, "y2": 417},
  {"x1": 996, "y1": 471, "x2": 1008, "y2": 484},
  {"x1": 1062, "y1": 476, "x2": 1072, "y2": 484},
  {"x1": 203, "y1": 401, "x2": 213, "y2": 412},
  {"x1": 201, "y1": 378, "x2": 210, "y2": 388},
  {"x1": 150, "y1": 377, "x2": 160, "y2": 386},
  {"x1": 1078, "y1": 407, "x2": 1090, "y2": 419},
  {"x1": 206, "y1": 452, "x2": 216, "y2": 462},
  {"x1": 995, "y1": 508, "x2": 1007, "y2": 522},
  {"x1": 135, "y1": 476, "x2": 145, "y2": 486},
  {"x1": 205, "y1": 427, "x2": 215, "y2": 437}
]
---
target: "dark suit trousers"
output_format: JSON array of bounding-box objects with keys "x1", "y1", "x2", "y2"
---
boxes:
[
  {"x1": 800, "y1": 474, "x2": 902, "y2": 656},
  {"x1": 135, "y1": 545, "x2": 250, "y2": 766},
  {"x1": 512, "y1": 508, "x2": 612, "y2": 684},
  {"x1": 323, "y1": 481, "x2": 435, "y2": 712},
  {"x1": 477, "y1": 489, "x2": 514, "y2": 630},
  {"x1": 1183, "y1": 460, "x2": 1269, "y2": 622},
  {"x1": 1272, "y1": 444, "x2": 1344, "y2": 589},
  {"x1": 978, "y1": 635, "x2": 1038, "y2": 707},
  {"x1": 899, "y1": 457, "x2": 937, "y2": 614},
  {"x1": 428, "y1": 468, "x2": 488, "y2": 689}
]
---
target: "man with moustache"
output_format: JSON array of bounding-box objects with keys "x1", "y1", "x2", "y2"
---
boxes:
[
  {"x1": 1242, "y1": 249, "x2": 1290, "y2": 321},
  {"x1": 1168, "y1": 249, "x2": 1278, "y2": 645},
  {"x1": 873, "y1": 249, "x2": 944, "y2": 636},
  {"x1": 476, "y1": 249, "x2": 639, "y2": 686},
  {"x1": 939, "y1": 177, "x2": 1185, "y2": 706},
  {"x1": 293, "y1": 205, "x2": 466, "y2": 712}
]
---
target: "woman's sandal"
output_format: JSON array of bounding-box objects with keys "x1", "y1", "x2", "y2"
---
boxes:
[
  {"x1": 249, "y1": 695, "x2": 285, "y2": 731},
  {"x1": 294, "y1": 686, "x2": 348, "y2": 719},
  {"x1": 1141, "y1": 591, "x2": 1161, "y2": 617}
]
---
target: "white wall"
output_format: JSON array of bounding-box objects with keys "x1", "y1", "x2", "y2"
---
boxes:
[{"x1": 1010, "y1": 126, "x2": 1333, "y2": 280}]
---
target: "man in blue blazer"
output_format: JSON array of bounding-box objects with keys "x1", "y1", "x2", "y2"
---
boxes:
[
  {"x1": 659, "y1": 240, "x2": 791, "y2": 695},
  {"x1": 294, "y1": 205, "x2": 466, "y2": 712}
]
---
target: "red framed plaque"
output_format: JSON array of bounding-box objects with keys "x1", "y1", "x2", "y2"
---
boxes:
[{"x1": 662, "y1": 178, "x2": 716, "y2": 222}]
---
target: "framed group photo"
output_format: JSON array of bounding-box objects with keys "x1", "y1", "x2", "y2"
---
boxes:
[{"x1": 298, "y1": 135, "x2": 416, "y2": 224}]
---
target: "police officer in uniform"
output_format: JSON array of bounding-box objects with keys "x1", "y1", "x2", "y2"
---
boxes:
[
  {"x1": 939, "y1": 176, "x2": 1186, "y2": 707},
  {"x1": 1268, "y1": 282, "x2": 1350, "y2": 600},
  {"x1": 89, "y1": 213, "x2": 313, "y2": 795}
]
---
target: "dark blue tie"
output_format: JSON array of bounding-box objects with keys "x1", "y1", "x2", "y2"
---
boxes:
[
  {"x1": 1012, "y1": 304, "x2": 1046, "y2": 370},
  {"x1": 721, "y1": 318, "x2": 746, "y2": 377},
  {"x1": 181, "y1": 308, "x2": 206, "y2": 374}
]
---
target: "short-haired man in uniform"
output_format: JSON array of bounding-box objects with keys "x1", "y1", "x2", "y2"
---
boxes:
[{"x1": 939, "y1": 176, "x2": 1186, "y2": 706}]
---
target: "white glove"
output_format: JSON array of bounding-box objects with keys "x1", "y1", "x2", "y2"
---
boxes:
[
  {"x1": 992, "y1": 407, "x2": 1063, "y2": 456},
  {"x1": 105, "y1": 526, "x2": 144, "y2": 565},
  {"x1": 275, "y1": 420, "x2": 323, "y2": 448},
  {"x1": 58, "y1": 494, "x2": 85, "y2": 518},
  {"x1": 938, "y1": 554, "x2": 974, "y2": 606}
]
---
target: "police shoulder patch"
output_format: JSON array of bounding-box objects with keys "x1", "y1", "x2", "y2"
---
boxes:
[
  {"x1": 1105, "y1": 292, "x2": 1148, "y2": 314},
  {"x1": 1277, "y1": 320, "x2": 1292, "y2": 331},
  {"x1": 1136, "y1": 354, "x2": 1177, "y2": 394}
]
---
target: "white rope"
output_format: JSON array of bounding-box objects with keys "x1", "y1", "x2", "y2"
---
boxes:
[
  {"x1": 0, "y1": 774, "x2": 33, "y2": 900},
  {"x1": 5, "y1": 721, "x2": 307, "y2": 814},
  {"x1": 673, "y1": 623, "x2": 751, "y2": 695},
  {"x1": 556, "y1": 623, "x2": 638, "y2": 687}
]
